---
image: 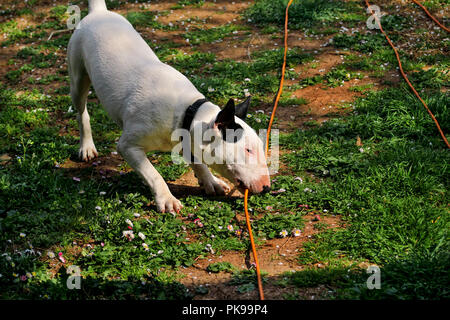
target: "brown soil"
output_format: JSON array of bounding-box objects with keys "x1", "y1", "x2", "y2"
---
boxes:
[
  {"x1": 0, "y1": 0, "x2": 358, "y2": 300},
  {"x1": 3, "y1": 0, "x2": 444, "y2": 300},
  {"x1": 178, "y1": 212, "x2": 342, "y2": 300}
]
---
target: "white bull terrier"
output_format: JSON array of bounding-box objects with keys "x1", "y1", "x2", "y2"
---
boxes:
[{"x1": 68, "y1": 0, "x2": 270, "y2": 213}]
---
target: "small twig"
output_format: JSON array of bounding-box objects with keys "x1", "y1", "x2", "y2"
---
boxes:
[
  {"x1": 247, "y1": 34, "x2": 255, "y2": 61},
  {"x1": 47, "y1": 29, "x2": 72, "y2": 41},
  {"x1": 330, "y1": 50, "x2": 352, "y2": 56},
  {"x1": 247, "y1": 33, "x2": 263, "y2": 61},
  {"x1": 277, "y1": 235, "x2": 292, "y2": 256}
]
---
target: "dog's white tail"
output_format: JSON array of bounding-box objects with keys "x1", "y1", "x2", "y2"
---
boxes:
[{"x1": 89, "y1": 0, "x2": 107, "y2": 13}]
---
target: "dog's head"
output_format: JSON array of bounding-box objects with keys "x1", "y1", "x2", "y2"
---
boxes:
[{"x1": 196, "y1": 97, "x2": 271, "y2": 194}]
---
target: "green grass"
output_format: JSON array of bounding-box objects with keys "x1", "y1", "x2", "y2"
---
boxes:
[
  {"x1": 206, "y1": 262, "x2": 235, "y2": 273},
  {"x1": 126, "y1": 11, "x2": 177, "y2": 30},
  {"x1": 332, "y1": 32, "x2": 392, "y2": 53},
  {"x1": 245, "y1": 0, "x2": 365, "y2": 29},
  {"x1": 1, "y1": 0, "x2": 449, "y2": 301},
  {"x1": 420, "y1": 0, "x2": 450, "y2": 11},
  {"x1": 279, "y1": 96, "x2": 309, "y2": 107},
  {"x1": 299, "y1": 65, "x2": 363, "y2": 88},
  {"x1": 165, "y1": 51, "x2": 216, "y2": 73},
  {"x1": 185, "y1": 48, "x2": 313, "y2": 102},
  {"x1": 348, "y1": 251, "x2": 450, "y2": 299},
  {"x1": 280, "y1": 86, "x2": 449, "y2": 298},
  {"x1": 182, "y1": 24, "x2": 247, "y2": 45},
  {"x1": 171, "y1": 0, "x2": 205, "y2": 10}
]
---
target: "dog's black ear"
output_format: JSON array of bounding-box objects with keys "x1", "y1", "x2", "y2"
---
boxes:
[
  {"x1": 215, "y1": 98, "x2": 243, "y2": 142},
  {"x1": 215, "y1": 98, "x2": 236, "y2": 127},
  {"x1": 235, "y1": 96, "x2": 251, "y2": 120}
]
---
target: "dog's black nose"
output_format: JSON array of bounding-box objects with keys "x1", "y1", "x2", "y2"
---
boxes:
[{"x1": 262, "y1": 185, "x2": 271, "y2": 193}]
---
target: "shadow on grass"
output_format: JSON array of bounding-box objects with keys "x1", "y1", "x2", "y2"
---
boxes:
[
  {"x1": 1, "y1": 156, "x2": 448, "y2": 300},
  {"x1": 2, "y1": 268, "x2": 191, "y2": 300},
  {"x1": 3, "y1": 248, "x2": 448, "y2": 299}
]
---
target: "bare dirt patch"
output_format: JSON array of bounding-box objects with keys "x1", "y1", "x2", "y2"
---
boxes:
[
  {"x1": 5, "y1": 0, "x2": 436, "y2": 300},
  {"x1": 178, "y1": 212, "x2": 342, "y2": 300},
  {"x1": 40, "y1": 2, "x2": 358, "y2": 299}
]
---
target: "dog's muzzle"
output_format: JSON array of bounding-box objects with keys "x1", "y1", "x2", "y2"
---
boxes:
[{"x1": 262, "y1": 185, "x2": 271, "y2": 193}]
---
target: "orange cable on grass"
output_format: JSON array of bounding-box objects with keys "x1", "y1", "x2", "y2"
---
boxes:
[
  {"x1": 266, "y1": 0, "x2": 295, "y2": 156},
  {"x1": 243, "y1": 0, "x2": 295, "y2": 301},
  {"x1": 243, "y1": 189, "x2": 264, "y2": 299},
  {"x1": 411, "y1": 0, "x2": 449, "y2": 33},
  {"x1": 365, "y1": 0, "x2": 450, "y2": 149}
]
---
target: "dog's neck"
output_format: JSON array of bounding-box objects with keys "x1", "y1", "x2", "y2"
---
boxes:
[
  {"x1": 182, "y1": 98, "x2": 208, "y2": 132},
  {"x1": 185, "y1": 100, "x2": 220, "y2": 133},
  {"x1": 181, "y1": 100, "x2": 220, "y2": 164}
]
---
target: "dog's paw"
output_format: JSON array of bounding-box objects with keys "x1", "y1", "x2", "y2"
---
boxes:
[
  {"x1": 201, "y1": 176, "x2": 231, "y2": 196},
  {"x1": 79, "y1": 143, "x2": 98, "y2": 162},
  {"x1": 155, "y1": 194, "x2": 183, "y2": 213}
]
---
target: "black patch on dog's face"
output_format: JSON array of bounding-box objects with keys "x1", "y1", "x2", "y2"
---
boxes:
[
  {"x1": 220, "y1": 125, "x2": 243, "y2": 143},
  {"x1": 215, "y1": 98, "x2": 243, "y2": 143},
  {"x1": 235, "y1": 96, "x2": 251, "y2": 120}
]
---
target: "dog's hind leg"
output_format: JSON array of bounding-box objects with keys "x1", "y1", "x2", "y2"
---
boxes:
[{"x1": 69, "y1": 51, "x2": 98, "y2": 161}]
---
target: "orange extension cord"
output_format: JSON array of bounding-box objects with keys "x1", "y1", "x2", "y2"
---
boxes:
[
  {"x1": 365, "y1": 0, "x2": 449, "y2": 148},
  {"x1": 411, "y1": 0, "x2": 449, "y2": 33},
  {"x1": 243, "y1": 0, "x2": 448, "y2": 301},
  {"x1": 243, "y1": 0, "x2": 294, "y2": 301}
]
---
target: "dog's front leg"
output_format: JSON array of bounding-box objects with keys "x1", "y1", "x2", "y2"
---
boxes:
[
  {"x1": 117, "y1": 140, "x2": 182, "y2": 213},
  {"x1": 191, "y1": 163, "x2": 230, "y2": 196}
]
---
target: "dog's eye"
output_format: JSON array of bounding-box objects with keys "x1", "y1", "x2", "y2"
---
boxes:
[{"x1": 246, "y1": 148, "x2": 253, "y2": 154}]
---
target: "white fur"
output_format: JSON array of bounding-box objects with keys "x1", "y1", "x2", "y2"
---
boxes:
[{"x1": 68, "y1": 1, "x2": 269, "y2": 213}]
